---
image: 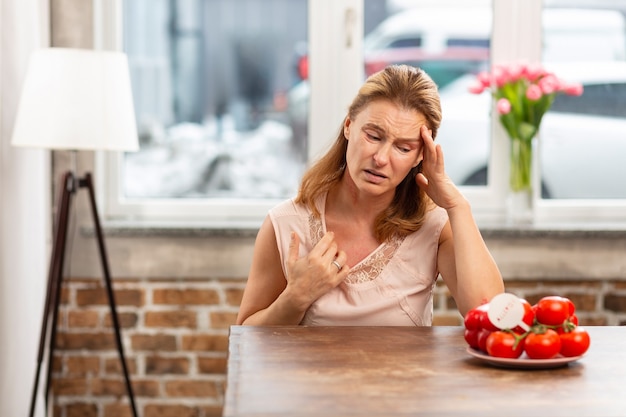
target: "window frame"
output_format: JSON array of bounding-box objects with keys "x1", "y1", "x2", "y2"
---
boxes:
[
  {"x1": 94, "y1": 0, "x2": 626, "y2": 228},
  {"x1": 94, "y1": 0, "x2": 364, "y2": 227}
]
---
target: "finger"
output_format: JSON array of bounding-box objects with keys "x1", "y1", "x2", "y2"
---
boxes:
[
  {"x1": 415, "y1": 172, "x2": 429, "y2": 191},
  {"x1": 323, "y1": 241, "x2": 339, "y2": 266},
  {"x1": 331, "y1": 268, "x2": 351, "y2": 287},
  {"x1": 287, "y1": 231, "x2": 300, "y2": 268},
  {"x1": 331, "y1": 250, "x2": 351, "y2": 285},
  {"x1": 421, "y1": 125, "x2": 434, "y2": 146},
  {"x1": 333, "y1": 250, "x2": 348, "y2": 272},
  {"x1": 435, "y1": 143, "x2": 445, "y2": 165},
  {"x1": 432, "y1": 143, "x2": 446, "y2": 173},
  {"x1": 310, "y1": 232, "x2": 338, "y2": 265},
  {"x1": 420, "y1": 126, "x2": 437, "y2": 161},
  {"x1": 311, "y1": 231, "x2": 337, "y2": 258}
]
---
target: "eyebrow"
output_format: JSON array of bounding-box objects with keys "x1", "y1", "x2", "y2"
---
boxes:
[{"x1": 362, "y1": 123, "x2": 421, "y2": 143}]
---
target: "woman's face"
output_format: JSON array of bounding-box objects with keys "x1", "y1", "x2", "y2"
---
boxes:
[{"x1": 343, "y1": 99, "x2": 426, "y2": 198}]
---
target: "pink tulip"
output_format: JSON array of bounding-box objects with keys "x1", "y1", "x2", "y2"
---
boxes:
[
  {"x1": 562, "y1": 82, "x2": 584, "y2": 96},
  {"x1": 506, "y1": 64, "x2": 524, "y2": 82},
  {"x1": 525, "y1": 84, "x2": 543, "y2": 101},
  {"x1": 492, "y1": 66, "x2": 509, "y2": 88},
  {"x1": 496, "y1": 98, "x2": 511, "y2": 115},
  {"x1": 477, "y1": 71, "x2": 491, "y2": 88},
  {"x1": 468, "y1": 80, "x2": 486, "y2": 94},
  {"x1": 538, "y1": 74, "x2": 560, "y2": 94},
  {"x1": 523, "y1": 64, "x2": 545, "y2": 82}
]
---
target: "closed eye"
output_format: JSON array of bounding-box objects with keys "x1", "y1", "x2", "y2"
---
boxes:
[{"x1": 397, "y1": 140, "x2": 420, "y2": 154}]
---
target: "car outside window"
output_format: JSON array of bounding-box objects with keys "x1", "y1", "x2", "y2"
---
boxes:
[
  {"x1": 386, "y1": 37, "x2": 422, "y2": 48},
  {"x1": 447, "y1": 38, "x2": 490, "y2": 48},
  {"x1": 551, "y1": 83, "x2": 626, "y2": 118}
]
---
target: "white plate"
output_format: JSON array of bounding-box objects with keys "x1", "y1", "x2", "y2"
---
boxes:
[{"x1": 466, "y1": 347, "x2": 584, "y2": 369}]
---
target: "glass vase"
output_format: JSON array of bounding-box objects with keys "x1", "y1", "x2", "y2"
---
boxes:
[{"x1": 507, "y1": 137, "x2": 534, "y2": 225}]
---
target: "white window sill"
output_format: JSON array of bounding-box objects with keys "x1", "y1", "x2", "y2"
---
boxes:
[{"x1": 86, "y1": 220, "x2": 626, "y2": 239}]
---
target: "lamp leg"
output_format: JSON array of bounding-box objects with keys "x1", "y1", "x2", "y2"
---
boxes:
[
  {"x1": 29, "y1": 171, "x2": 139, "y2": 417},
  {"x1": 80, "y1": 173, "x2": 138, "y2": 417},
  {"x1": 29, "y1": 171, "x2": 75, "y2": 417}
]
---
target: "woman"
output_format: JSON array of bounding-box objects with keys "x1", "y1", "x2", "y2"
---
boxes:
[{"x1": 237, "y1": 65, "x2": 504, "y2": 326}]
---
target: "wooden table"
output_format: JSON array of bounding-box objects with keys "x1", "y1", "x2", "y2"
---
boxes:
[{"x1": 223, "y1": 326, "x2": 626, "y2": 417}]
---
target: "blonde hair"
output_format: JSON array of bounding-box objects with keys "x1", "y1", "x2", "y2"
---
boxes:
[{"x1": 295, "y1": 65, "x2": 442, "y2": 242}]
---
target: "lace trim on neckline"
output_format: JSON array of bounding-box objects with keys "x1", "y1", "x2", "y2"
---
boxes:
[{"x1": 308, "y1": 213, "x2": 404, "y2": 284}]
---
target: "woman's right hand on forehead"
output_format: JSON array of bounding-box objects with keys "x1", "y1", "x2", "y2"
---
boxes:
[{"x1": 416, "y1": 125, "x2": 465, "y2": 210}]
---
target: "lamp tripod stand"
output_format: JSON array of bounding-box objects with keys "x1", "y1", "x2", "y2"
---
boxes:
[{"x1": 29, "y1": 171, "x2": 138, "y2": 417}]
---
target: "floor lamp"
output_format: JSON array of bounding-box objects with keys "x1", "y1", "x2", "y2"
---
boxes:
[{"x1": 11, "y1": 48, "x2": 140, "y2": 417}]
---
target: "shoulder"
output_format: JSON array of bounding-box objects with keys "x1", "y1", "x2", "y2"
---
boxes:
[
  {"x1": 268, "y1": 198, "x2": 313, "y2": 251},
  {"x1": 269, "y1": 194, "x2": 327, "y2": 222},
  {"x1": 423, "y1": 205, "x2": 449, "y2": 234},
  {"x1": 400, "y1": 205, "x2": 448, "y2": 249},
  {"x1": 269, "y1": 198, "x2": 309, "y2": 222}
]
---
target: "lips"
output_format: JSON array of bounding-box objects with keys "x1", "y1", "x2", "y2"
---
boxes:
[{"x1": 364, "y1": 169, "x2": 388, "y2": 183}]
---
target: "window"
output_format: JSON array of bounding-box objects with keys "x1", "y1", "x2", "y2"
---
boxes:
[
  {"x1": 98, "y1": 0, "x2": 364, "y2": 225},
  {"x1": 538, "y1": 2, "x2": 626, "y2": 203},
  {"x1": 96, "y1": 0, "x2": 626, "y2": 227}
]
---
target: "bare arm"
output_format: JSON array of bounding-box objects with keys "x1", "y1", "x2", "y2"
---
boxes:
[
  {"x1": 236, "y1": 216, "x2": 350, "y2": 325},
  {"x1": 416, "y1": 125, "x2": 504, "y2": 316},
  {"x1": 236, "y1": 217, "x2": 299, "y2": 325},
  {"x1": 437, "y1": 204, "x2": 504, "y2": 316}
]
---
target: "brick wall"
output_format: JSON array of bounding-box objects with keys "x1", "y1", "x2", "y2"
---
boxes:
[
  {"x1": 50, "y1": 278, "x2": 244, "y2": 417},
  {"x1": 48, "y1": 276, "x2": 626, "y2": 417}
]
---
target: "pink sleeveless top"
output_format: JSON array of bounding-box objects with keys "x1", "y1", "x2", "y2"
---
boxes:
[{"x1": 268, "y1": 195, "x2": 448, "y2": 326}]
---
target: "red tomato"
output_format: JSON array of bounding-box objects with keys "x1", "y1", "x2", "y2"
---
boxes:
[
  {"x1": 534, "y1": 296, "x2": 571, "y2": 326},
  {"x1": 559, "y1": 327, "x2": 591, "y2": 357},
  {"x1": 556, "y1": 315, "x2": 579, "y2": 334},
  {"x1": 477, "y1": 328, "x2": 492, "y2": 353},
  {"x1": 513, "y1": 298, "x2": 535, "y2": 333},
  {"x1": 464, "y1": 307, "x2": 483, "y2": 331},
  {"x1": 524, "y1": 329, "x2": 562, "y2": 359},
  {"x1": 565, "y1": 298, "x2": 576, "y2": 316},
  {"x1": 486, "y1": 331, "x2": 524, "y2": 359},
  {"x1": 478, "y1": 304, "x2": 499, "y2": 332},
  {"x1": 531, "y1": 303, "x2": 539, "y2": 317},
  {"x1": 464, "y1": 328, "x2": 480, "y2": 349}
]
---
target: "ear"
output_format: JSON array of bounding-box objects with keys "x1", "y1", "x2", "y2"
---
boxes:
[{"x1": 343, "y1": 117, "x2": 351, "y2": 139}]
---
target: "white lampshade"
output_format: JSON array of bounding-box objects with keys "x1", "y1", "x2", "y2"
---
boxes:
[{"x1": 11, "y1": 47, "x2": 139, "y2": 151}]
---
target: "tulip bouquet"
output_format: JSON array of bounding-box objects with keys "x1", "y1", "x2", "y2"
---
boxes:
[{"x1": 468, "y1": 63, "x2": 583, "y2": 192}]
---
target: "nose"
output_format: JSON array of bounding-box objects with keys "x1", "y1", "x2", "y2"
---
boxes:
[{"x1": 373, "y1": 143, "x2": 391, "y2": 166}]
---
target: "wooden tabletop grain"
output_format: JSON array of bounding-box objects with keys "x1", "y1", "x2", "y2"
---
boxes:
[{"x1": 223, "y1": 326, "x2": 626, "y2": 417}]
